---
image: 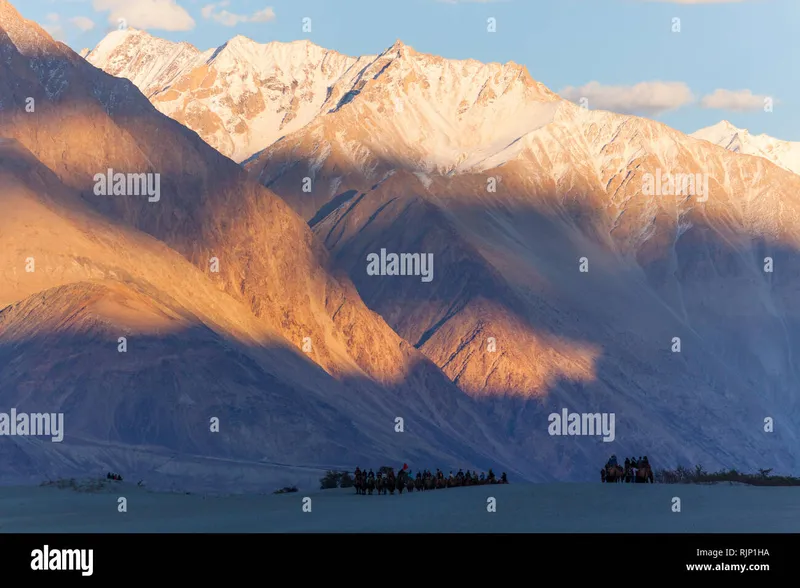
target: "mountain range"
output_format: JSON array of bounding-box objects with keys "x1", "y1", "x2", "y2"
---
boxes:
[
  {"x1": 0, "y1": 3, "x2": 797, "y2": 489},
  {"x1": 82, "y1": 29, "x2": 365, "y2": 163},
  {"x1": 0, "y1": 2, "x2": 522, "y2": 490}
]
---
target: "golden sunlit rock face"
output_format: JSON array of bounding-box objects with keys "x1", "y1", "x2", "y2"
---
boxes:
[
  {"x1": 0, "y1": 1, "x2": 522, "y2": 486},
  {"x1": 241, "y1": 39, "x2": 800, "y2": 475}
]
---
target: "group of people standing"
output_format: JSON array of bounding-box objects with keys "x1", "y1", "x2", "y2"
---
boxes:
[
  {"x1": 353, "y1": 465, "x2": 509, "y2": 495},
  {"x1": 602, "y1": 455, "x2": 654, "y2": 483}
]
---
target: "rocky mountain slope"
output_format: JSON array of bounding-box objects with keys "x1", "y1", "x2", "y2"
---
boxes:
[
  {"x1": 242, "y1": 40, "x2": 800, "y2": 475},
  {"x1": 9, "y1": 10, "x2": 800, "y2": 481},
  {"x1": 692, "y1": 120, "x2": 800, "y2": 177},
  {"x1": 0, "y1": 1, "x2": 523, "y2": 488},
  {"x1": 82, "y1": 29, "x2": 367, "y2": 162}
]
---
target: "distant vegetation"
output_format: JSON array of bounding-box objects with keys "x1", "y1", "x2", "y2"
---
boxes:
[
  {"x1": 273, "y1": 486, "x2": 299, "y2": 494},
  {"x1": 655, "y1": 465, "x2": 800, "y2": 486},
  {"x1": 319, "y1": 470, "x2": 356, "y2": 490},
  {"x1": 40, "y1": 477, "x2": 115, "y2": 493}
]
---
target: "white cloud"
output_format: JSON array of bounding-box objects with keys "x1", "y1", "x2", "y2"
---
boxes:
[
  {"x1": 201, "y1": 1, "x2": 226, "y2": 19},
  {"x1": 42, "y1": 13, "x2": 65, "y2": 40},
  {"x1": 202, "y1": 3, "x2": 276, "y2": 26},
  {"x1": 250, "y1": 7, "x2": 276, "y2": 23},
  {"x1": 213, "y1": 10, "x2": 247, "y2": 26},
  {"x1": 559, "y1": 81, "x2": 694, "y2": 116},
  {"x1": 93, "y1": 0, "x2": 195, "y2": 31},
  {"x1": 700, "y1": 89, "x2": 771, "y2": 111},
  {"x1": 70, "y1": 16, "x2": 96, "y2": 32}
]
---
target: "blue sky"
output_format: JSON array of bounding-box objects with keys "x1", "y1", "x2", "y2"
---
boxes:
[{"x1": 18, "y1": 0, "x2": 799, "y2": 140}]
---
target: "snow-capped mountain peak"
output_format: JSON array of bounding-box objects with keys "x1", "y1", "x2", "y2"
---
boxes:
[
  {"x1": 692, "y1": 121, "x2": 800, "y2": 176},
  {"x1": 383, "y1": 39, "x2": 412, "y2": 56},
  {"x1": 267, "y1": 39, "x2": 566, "y2": 175},
  {"x1": 83, "y1": 31, "x2": 362, "y2": 161},
  {"x1": 83, "y1": 31, "x2": 560, "y2": 164},
  {"x1": 82, "y1": 27, "x2": 199, "y2": 99}
]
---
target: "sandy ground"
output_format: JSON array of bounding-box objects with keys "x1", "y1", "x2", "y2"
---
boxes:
[{"x1": 0, "y1": 481, "x2": 797, "y2": 533}]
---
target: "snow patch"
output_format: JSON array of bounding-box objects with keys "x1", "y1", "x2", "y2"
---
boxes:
[
  {"x1": 413, "y1": 172, "x2": 432, "y2": 189},
  {"x1": 308, "y1": 143, "x2": 332, "y2": 177},
  {"x1": 329, "y1": 176, "x2": 342, "y2": 197}
]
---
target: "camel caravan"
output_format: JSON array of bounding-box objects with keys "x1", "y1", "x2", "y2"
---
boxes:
[
  {"x1": 354, "y1": 465, "x2": 508, "y2": 495},
  {"x1": 601, "y1": 455, "x2": 654, "y2": 483}
]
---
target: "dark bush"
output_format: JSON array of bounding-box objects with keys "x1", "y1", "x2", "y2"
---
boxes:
[
  {"x1": 655, "y1": 464, "x2": 800, "y2": 486},
  {"x1": 273, "y1": 486, "x2": 298, "y2": 494},
  {"x1": 319, "y1": 470, "x2": 342, "y2": 490}
]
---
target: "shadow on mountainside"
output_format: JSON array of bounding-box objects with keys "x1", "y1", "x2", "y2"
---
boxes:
[
  {"x1": 258, "y1": 158, "x2": 800, "y2": 479},
  {"x1": 1, "y1": 183, "x2": 796, "y2": 486},
  {"x1": 0, "y1": 43, "x2": 796, "y2": 487},
  {"x1": 0, "y1": 310, "x2": 537, "y2": 487}
]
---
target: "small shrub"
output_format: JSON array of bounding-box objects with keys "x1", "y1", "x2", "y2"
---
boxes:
[
  {"x1": 319, "y1": 470, "x2": 341, "y2": 490},
  {"x1": 273, "y1": 486, "x2": 299, "y2": 494}
]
